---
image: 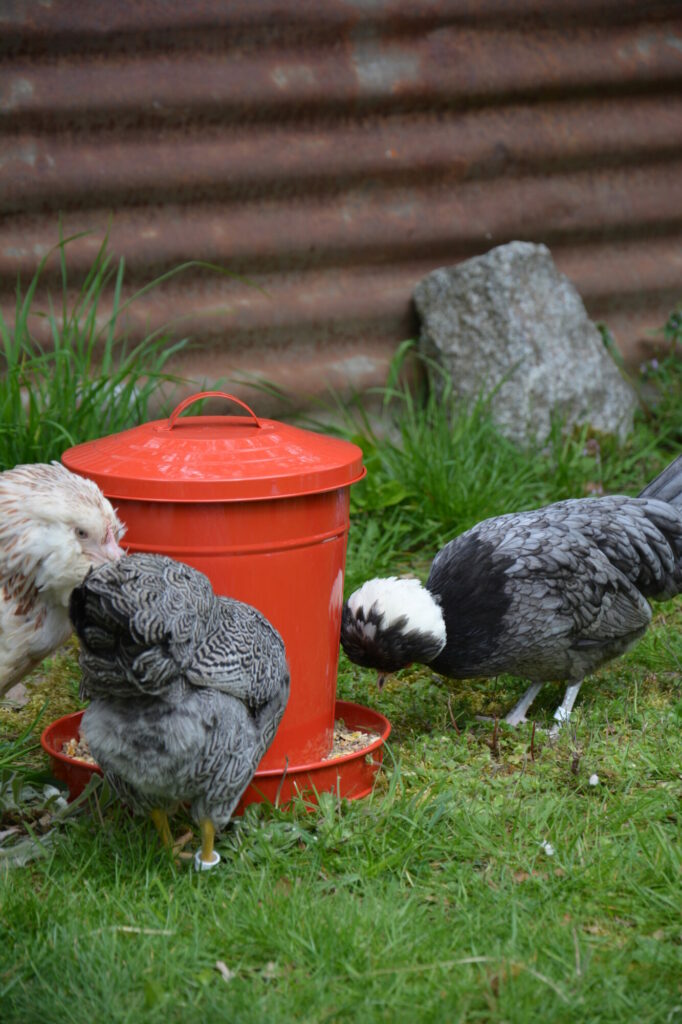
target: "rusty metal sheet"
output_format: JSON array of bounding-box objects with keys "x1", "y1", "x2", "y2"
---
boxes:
[
  {"x1": 3, "y1": 94, "x2": 682, "y2": 215},
  {"x1": 1, "y1": 1, "x2": 678, "y2": 43},
  {"x1": 3, "y1": 22, "x2": 682, "y2": 126},
  {"x1": 0, "y1": 1, "x2": 681, "y2": 412},
  {"x1": 3, "y1": 160, "x2": 682, "y2": 277}
]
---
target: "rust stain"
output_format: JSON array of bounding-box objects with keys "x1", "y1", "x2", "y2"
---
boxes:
[{"x1": 0, "y1": 1, "x2": 680, "y2": 410}]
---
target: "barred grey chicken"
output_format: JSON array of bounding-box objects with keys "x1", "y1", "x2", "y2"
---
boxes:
[
  {"x1": 70, "y1": 553, "x2": 289, "y2": 869},
  {"x1": 341, "y1": 454, "x2": 682, "y2": 731}
]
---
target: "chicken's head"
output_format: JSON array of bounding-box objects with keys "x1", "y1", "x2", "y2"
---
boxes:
[
  {"x1": 0, "y1": 461, "x2": 126, "y2": 607},
  {"x1": 340, "y1": 576, "x2": 447, "y2": 685}
]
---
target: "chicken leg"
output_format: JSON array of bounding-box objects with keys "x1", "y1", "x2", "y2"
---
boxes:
[
  {"x1": 194, "y1": 818, "x2": 221, "y2": 871},
  {"x1": 503, "y1": 681, "x2": 545, "y2": 726},
  {"x1": 548, "y1": 681, "x2": 583, "y2": 737},
  {"x1": 150, "y1": 808, "x2": 173, "y2": 848}
]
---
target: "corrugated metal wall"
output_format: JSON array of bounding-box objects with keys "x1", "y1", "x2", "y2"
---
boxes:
[{"x1": 1, "y1": 0, "x2": 681, "y2": 413}]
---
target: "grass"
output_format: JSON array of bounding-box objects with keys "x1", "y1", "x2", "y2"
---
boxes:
[
  {"x1": 1, "y1": 297, "x2": 681, "y2": 1021},
  {"x1": 1, "y1": 647, "x2": 680, "y2": 1023},
  {"x1": 337, "y1": 321, "x2": 682, "y2": 592},
  {"x1": 0, "y1": 228, "x2": 209, "y2": 469}
]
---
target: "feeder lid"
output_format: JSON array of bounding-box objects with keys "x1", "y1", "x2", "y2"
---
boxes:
[{"x1": 62, "y1": 391, "x2": 365, "y2": 502}]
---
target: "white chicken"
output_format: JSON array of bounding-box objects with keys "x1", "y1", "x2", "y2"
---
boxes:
[{"x1": 0, "y1": 461, "x2": 125, "y2": 696}]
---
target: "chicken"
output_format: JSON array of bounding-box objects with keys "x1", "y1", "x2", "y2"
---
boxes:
[
  {"x1": 341, "y1": 453, "x2": 682, "y2": 731},
  {"x1": 69, "y1": 552, "x2": 290, "y2": 869},
  {"x1": 0, "y1": 461, "x2": 125, "y2": 696}
]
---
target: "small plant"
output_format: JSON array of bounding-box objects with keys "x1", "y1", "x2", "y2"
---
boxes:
[
  {"x1": 0, "y1": 703, "x2": 47, "y2": 776},
  {"x1": 635, "y1": 307, "x2": 682, "y2": 451},
  {"x1": 0, "y1": 229, "x2": 193, "y2": 469}
]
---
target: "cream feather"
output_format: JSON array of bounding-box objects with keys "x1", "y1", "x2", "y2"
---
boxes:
[{"x1": 0, "y1": 461, "x2": 125, "y2": 694}]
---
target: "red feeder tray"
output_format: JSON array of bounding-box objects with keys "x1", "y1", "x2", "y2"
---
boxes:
[{"x1": 40, "y1": 701, "x2": 391, "y2": 810}]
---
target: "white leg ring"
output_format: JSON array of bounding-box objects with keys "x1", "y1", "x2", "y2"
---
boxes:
[{"x1": 194, "y1": 849, "x2": 221, "y2": 871}]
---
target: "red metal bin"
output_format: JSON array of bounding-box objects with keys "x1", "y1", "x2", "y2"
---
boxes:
[{"x1": 61, "y1": 392, "x2": 374, "y2": 784}]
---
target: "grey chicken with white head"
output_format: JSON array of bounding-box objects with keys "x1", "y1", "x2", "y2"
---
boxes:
[
  {"x1": 70, "y1": 552, "x2": 290, "y2": 869},
  {"x1": 341, "y1": 454, "x2": 682, "y2": 731}
]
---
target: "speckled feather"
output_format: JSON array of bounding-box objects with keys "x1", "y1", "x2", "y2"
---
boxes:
[
  {"x1": 427, "y1": 494, "x2": 682, "y2": 682},
  {"x1": 71, "y1": 553, "x2": 290, "y2": 828}
]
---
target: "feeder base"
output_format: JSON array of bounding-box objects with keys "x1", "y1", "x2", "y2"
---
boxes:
[{"x1": 40, "y1": 700, "x2": 391, "y2": 811}]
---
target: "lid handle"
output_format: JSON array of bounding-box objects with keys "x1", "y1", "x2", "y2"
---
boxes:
[{"x1": 167, "y1": 391, "x2": 262, "y2": 430}]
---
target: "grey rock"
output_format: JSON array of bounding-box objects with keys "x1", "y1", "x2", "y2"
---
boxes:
[{"x1": 413, "y1": 241, "x2": 639, "y2": 445}]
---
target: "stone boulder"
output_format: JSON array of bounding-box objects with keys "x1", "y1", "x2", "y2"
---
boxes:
[{"x1": 413, "y1": 241, "x2": 639, "y2": 446}]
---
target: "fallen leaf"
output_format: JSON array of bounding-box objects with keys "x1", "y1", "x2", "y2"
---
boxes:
[
  {"x1": 512, "y1": 870, "x2": 547, "y2": 883},
  {"x1": 3, "y1": 682, "x2": 29, "y2": 707},
  {"x1": 215, "y1": 960, "x2": 236, "y2": 983}
]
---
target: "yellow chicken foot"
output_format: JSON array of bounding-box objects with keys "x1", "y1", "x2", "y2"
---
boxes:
[
  {"x1": 194, "y1": 817, "x2": 221, "y2": 871},
  {"x1": 172, "y1": 830, "x2": 194, "y2": 857},
  {"x1": 151, "y1": 811, "x2": 196, "y2": 867},
  {"x1": 150, "y1": 808, "x2": 173, "y2": 849}
]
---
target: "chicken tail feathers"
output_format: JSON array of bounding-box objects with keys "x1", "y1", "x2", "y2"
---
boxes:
[{"x1": 638, "y1": 453, "x2": 682, "y2": 507}]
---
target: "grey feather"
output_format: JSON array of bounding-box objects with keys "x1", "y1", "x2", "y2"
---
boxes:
[
  {"x1": 70, "y1": 553, "x2": 290, "y2": 828},
  {"x1": 341, "y1": 453, "x2": 682, "y2": 725},
  {"x1": 430, "y1": 495, "x2": 676, "y2": 681},
  {"x1": 637, "y1": 453, "x2": 682, "y2": 506}
]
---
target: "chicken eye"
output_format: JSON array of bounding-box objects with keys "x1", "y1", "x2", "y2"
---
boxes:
[{"x1": 75, "y1": 527, "x2": 89, "y2": 540}]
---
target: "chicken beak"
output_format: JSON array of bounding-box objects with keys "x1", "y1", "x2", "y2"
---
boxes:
[{"x1": 102, "y1": 525, "x2": 125, "y2": 561}]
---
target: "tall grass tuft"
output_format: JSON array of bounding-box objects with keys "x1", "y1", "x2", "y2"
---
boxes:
[
  {"x1": 635, "y1": 306, "x2": 682, "y2": 451},
  {"x1": 0, "y1": 230, "x2": 193, "y2": 470}
]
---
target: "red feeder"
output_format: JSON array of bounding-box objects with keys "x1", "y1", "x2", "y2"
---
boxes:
[
  {"x1": 41, "y1": 702, "x2": 391, "y2": 808},
  {"x1": 60, "y1": 391, "x2": 386, "y2": 802}
]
